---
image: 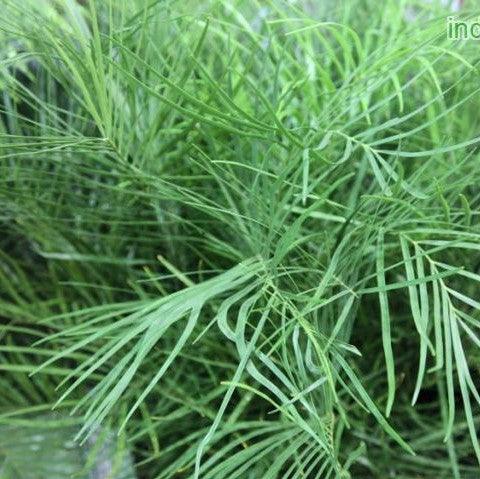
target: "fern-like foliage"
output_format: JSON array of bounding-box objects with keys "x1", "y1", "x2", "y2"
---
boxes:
[{"x1": 1, "y1": 1, "x2": 480, "y2": 478}]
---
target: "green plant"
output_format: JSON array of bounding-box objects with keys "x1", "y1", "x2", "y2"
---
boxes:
[{"x1": 1, "y1": 0, "x2": 480, "y2": 477}]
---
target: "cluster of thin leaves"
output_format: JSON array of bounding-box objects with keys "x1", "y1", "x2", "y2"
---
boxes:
[{"x1": 1, "y1": 0, "x2": 480, "y2": 477}]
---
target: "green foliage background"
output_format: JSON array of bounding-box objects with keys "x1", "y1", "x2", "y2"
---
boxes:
[{"x1": 1, "y1": 0, "x2": 480, "y2": 477}]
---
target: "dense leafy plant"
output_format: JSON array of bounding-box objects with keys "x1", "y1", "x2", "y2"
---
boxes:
[{"x1": 1, "y1": 0, "x2": 480, "y2": 477}]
